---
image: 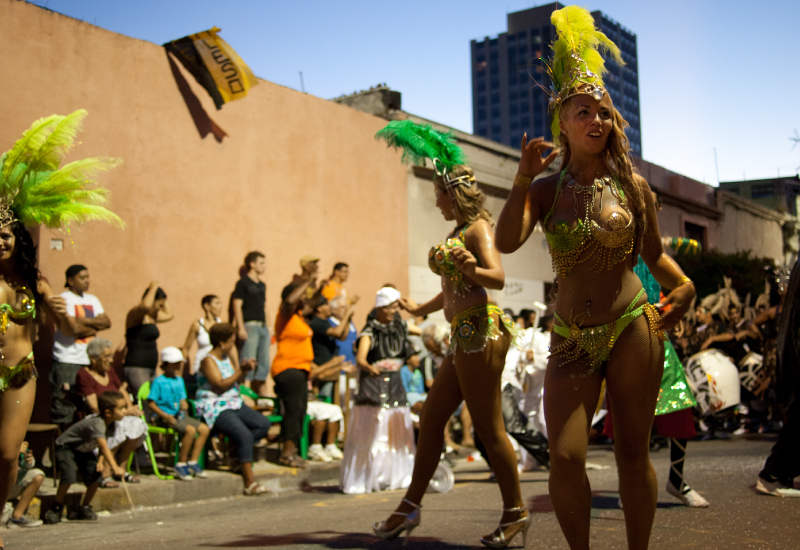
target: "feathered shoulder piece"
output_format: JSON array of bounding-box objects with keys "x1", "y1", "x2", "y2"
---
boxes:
[
  {"x1": 376, "y1": 120, "x2": 468, "y2": 179},
  {"x1": 0, "y1": 110, "x2": 124, "y2": 230},
  {"x1": 540, "y1": 5, "x2": 624, "y2": 143}
]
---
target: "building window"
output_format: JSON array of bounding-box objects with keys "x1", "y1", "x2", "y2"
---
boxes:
[
  {"x1": 520, "y1": 102, "x2": 529, "y2": 113},
  {"x1": 491, "y1": 107, "x2": 500, "y2": 118},
  {"x1": 478, "y1": 109, "x2": 487, "y2": 121},
  {"x1": 510, "y1": 104, "x2": 518, "y2": 115},
  {"x1": 521, "y1": 116, "x2": 530, "y2": 127},
  {"x1": 490, "y1": 77, "x2": 499, "y2": 89},
  {"x1": 684, "y1": 222, "x2": 707, "y2": 252},
  {"x1": 477, "y1": 82, "x2": 486, "y2": 93},
  {"x1": 477, "y1": 95, "x2": 486, "y2": 107},
  {"x1": 490, "y1": 93, "x2": 500, "y2": 104}
]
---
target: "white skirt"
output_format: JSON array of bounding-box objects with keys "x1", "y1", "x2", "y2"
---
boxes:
[{"x1": 339, "y1": 405, "x2": 415, "y2": 494}]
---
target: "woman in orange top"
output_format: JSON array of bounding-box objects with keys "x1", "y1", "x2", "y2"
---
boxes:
[{"x1": 271, "y1": 264, "x2": 319, "y2": 468}]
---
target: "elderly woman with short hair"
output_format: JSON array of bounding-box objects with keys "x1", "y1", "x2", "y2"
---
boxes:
[{"x1": 75, "y1": 338, "x2": 146, "y2": 487}]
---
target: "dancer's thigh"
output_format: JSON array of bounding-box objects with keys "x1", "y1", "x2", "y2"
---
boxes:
[
  {"x1": 453, "y1": 333, "x2": 509, "y2": 432},
  {"x1": 418, "y1": 354, "x2": 463, "y2": 429},
  {"x1": 605, "y1": 314, "x2": 664, "y2": 458},
  {"x1": 544, "y1": 348, "x2": 603, "y2": 462}
]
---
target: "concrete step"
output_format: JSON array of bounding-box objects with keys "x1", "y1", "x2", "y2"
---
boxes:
[{"x1": 36, "y1": 460, "x2": 341, "y2": 515}]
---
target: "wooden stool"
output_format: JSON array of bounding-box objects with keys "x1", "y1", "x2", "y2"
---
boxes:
[{"x1": 26, "y1": 424, "x2": 60, "y2": 487}]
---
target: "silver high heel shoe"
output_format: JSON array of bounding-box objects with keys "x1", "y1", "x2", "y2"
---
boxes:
[
  {"x1": 479, "y1": 506, "x2": 531, "y2": 549},
  {"x1": 372, "y1": 498, "x2": 422, "y2": 546}
]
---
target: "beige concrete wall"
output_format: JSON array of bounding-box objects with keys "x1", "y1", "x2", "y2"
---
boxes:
[
  {"x1": 0, "y1": 1, "x2": 408, "y2": 418},
  {"x1": 717, "y1": 200, "x2": 784, "y2": 263}
]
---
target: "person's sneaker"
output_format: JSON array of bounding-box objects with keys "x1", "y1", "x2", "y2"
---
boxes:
[
  {"x1": 324, "y1": 444, "x2": 343, "y2": 460},
  {"x1": 188, "y1": 462, "x2": 208, "y2": 478},
  {"x1": 666, "y1": 480, "x2": 710, "y2": 507},
  {"x1": 7, "y1": 515, "x2": 43, "y2": 528},
  {"x1": 308, "y1": 444, "x2": 332, "y2": 462},
  {"x1": 77, "y1": 505, "x2": 98, "y2": 521},
  {"x1": 756, "y1": 476, "x2": 800, "y2": 497},
  {"x1": 0, "y1": 502, "x2": 13, "y2": 526},
  {"x1": 174, "y1": 463, "x2": 194, "y2": 481},
  {"x1": 43, "y1": 503, "x2": 63, "y2": 524}
]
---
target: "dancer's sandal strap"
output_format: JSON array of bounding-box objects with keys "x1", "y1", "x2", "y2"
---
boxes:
[{"x1": 388, "y1": 499, "x2": 422, "y2": 518}]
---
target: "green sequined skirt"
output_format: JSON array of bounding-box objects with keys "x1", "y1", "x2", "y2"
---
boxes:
[{"x1": 655, "y1": 340, "x2": 696, "y2": 416}]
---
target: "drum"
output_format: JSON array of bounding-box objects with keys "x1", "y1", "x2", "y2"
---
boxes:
[
  {"x1": 685, "y1": 349, "x2": 740, "y2": 415},
  {"x1": 738, "y1": 352, "x2": 765, "y2": 393}
]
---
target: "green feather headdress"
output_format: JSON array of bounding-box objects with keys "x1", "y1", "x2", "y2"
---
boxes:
[
  {"x1": 539, "y1": 5, "x2": 624, "y2": 143},
  {"x1": 375, "y1": 120, "x2": 472, "y2": 188},
  {"x1": 0, "y1": 110, "x2": 124, "y2": 230}
]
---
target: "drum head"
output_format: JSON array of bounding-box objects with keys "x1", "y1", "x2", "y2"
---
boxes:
[{"x1": 685, "y1": 349, "x2": 740, "y2": 414}]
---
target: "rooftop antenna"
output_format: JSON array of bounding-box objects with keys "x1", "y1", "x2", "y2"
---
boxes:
[
  {"x1": 791, "y1": 128, "x2": 800, "y2": 170},
  {"x1": 713, "y1": 147, "x2": 720, "y2": 185},
  {"x1": 299, "y1": 71, "x2": 305, "y2": 93}
]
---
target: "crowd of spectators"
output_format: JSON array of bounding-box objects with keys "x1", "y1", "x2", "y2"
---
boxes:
[{"x1": 12, "y1": 255, "x2": 791, "y2": 527}]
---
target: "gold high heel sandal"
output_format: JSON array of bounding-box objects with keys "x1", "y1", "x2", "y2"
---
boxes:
[
  {"x1": 372, "y1": 498, "x2": 422, "y2": 546},
  {"x1": 480, "y1": 506, "x2": 531, "y2": 548}
]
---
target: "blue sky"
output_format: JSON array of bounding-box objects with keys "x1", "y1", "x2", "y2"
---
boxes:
[{"x1": 33, "y1": 0, "x2": 800, "y2": 184}]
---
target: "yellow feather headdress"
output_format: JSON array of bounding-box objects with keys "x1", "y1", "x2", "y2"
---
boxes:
[{"x1": 539, "y1": 6, "x2": 624, "y2": 144}]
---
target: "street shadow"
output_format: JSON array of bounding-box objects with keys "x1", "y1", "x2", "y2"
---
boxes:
[
  {"x1": 199, "y1": 530, "x2": 479, "y2": 549},
  {"x1": 166, "y1": 51, "x2": 228, "y2": 143},
  {"x1": 527, "y1": 490, "x2": 683, "y2": 514}
]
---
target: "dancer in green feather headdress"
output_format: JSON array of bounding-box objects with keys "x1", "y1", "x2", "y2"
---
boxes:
[
  {"x1": 0, "y1": 110, "x2": 122, "y2": 545},
  {"x1": 373, "y1": 119, "x2": 530, "y2": 548}
]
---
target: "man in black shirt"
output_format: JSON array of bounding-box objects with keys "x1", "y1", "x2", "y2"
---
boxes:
[
  {"x1": 308, "y1": 296, "x2": 353, "y2": 400},
  {"x1": 232, "y1": 251, "x2": 269, "y2": 394}
]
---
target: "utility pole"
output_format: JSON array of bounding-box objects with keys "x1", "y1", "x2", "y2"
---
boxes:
[
  {"x1": 713, "y1": 147, "x2": 720, "y2": 185},
  {"x1": 299, "y1": 71, "x2": 305, "y2": 93}
]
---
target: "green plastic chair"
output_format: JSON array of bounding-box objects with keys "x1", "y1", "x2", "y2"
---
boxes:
[
  {"x1": 131, "y1": 380, "x2": 179, "y2": 480},
  {"x1": 239, "y1": 386, "x2": 311, "y2": 459}
]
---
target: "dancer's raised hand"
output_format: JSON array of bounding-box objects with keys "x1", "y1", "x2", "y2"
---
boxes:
[{"x1": 518, "y1": 133, "x2": 558, "y2": 179}]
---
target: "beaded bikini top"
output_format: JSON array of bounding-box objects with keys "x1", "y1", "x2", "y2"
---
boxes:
[
  {"x1": 0, "y1": 285, "x2": 36, "y2": 333},
  {"x1": 543, "y1": 169, "x2": 635, "y2": 277},
  {"x1": 429, "y1": 223, "x2": 480, "y2": 297}
]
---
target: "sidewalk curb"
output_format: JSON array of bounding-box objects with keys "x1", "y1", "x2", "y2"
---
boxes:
[{"x1": 38, "y1": 462, "x2": 341, "y2": 515}]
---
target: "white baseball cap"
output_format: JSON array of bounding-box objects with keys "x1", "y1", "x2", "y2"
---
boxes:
[
  {"x1": 160, "y1": 347, "x2": 185, "y2": 364},
  {"x1": 375, "y1": 287, "x2": 401, "y2": 308}
]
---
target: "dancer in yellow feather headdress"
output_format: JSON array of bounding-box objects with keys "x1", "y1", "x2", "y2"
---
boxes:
[
  {"x1": 0, "y1": 109, "x2": 122, "y2": 545},
  {"x1": 496, "y1": 5, "x2": 697, "y2": 549}
]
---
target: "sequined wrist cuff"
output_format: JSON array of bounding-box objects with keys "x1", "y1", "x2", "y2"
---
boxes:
[{"x1": 513, "y1": 174, "x2": 534, "y2": 189}]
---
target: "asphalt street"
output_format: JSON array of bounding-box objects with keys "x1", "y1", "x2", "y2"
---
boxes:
[{"x1": 5, "y1": 437, "x2": 798, "y2": 550}]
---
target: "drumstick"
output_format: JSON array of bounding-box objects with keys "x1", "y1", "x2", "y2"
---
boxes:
[{"x1": 120, "y1": 477, "x2": 136, "y2": 515}]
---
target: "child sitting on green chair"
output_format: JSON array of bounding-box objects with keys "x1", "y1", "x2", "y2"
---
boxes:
[{"x1": 147, "y1": 347, "x2": 210, "y2": 481}]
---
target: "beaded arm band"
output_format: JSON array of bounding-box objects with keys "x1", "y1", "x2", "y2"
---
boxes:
[
  {"x1": 513, "y1": 174, "x2": 534, "y2": 189},
  {"x1": 677, "y1": 276, "x2": 692, "y2": 287}
]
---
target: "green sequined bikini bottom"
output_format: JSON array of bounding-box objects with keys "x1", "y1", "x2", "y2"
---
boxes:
[
  {"x1": 0, "y1": 352, "x2": 37, "y2": 393},
  {"x1": 449, "y1": 305, "x2": 521, "y2": 355},
  {"x1": 551, "y1": 289, "x2": 666, "y2": 375}
]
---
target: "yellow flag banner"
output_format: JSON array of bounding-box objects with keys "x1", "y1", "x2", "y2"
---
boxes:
[{"x1": 164, "y1": 27, "x2": 259, "y2": 110}]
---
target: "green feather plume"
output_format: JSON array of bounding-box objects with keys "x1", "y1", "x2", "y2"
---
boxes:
[
  {"x1": 1, "y1": 110, "x2": 124, "y2": 229},
  {"x1": 375, "y1": 120, "x2": 467, "y2": 171}
]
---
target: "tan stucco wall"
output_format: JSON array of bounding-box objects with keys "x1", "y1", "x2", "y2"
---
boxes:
[{"x1": 0, "y1": 0, "x2": 408, "y2": 416}]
